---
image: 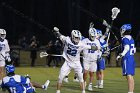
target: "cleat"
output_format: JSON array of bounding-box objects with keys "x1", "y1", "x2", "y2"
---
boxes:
[
  {"x1": 73, "y1": 78, "x2": 79, "y2": 82},
  {"x1": 93, "y1": 85, "x2": 99, "y2": 88},
  {"x1": 63, "y1": 78, "x2": 69, "y2": 83},
  {"x1": 98, "y1": 85, "x2": 103, "y2": 89},
  {"x1": 88, "y1": 84, "x2": 93, "y2": 91}
]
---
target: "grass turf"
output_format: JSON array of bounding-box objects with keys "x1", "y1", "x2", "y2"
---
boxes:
[{"x1": 0, "y1": 67, "x2": 140, "y2": 93}]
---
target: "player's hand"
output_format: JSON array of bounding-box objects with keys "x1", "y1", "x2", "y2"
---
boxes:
[
  {"x1": 25, "y1": 74, "x2": 31, "y2": 79},
  {"x1": 116, "y1": 53, "x2": 122, "y2": 61},
  {"x1": 5, "y1": 56, "x2": 11, "y2": 62},
  {"x1": 91, "y1": 46, "x2": 97, "y2": 50},
  {"x1": 53, "y1": 27, "x2": 59, "y2": 32}
]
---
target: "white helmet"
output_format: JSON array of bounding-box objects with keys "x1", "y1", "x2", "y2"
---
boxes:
[
  {"x1": 71, "y1": 30, "x2": 81, "y2": 44},
  {"x1": 89, "y1": 27, "x2": 97, "y2": 41},
  {"x1": 0, "y1": 29, "x2": 6, "y2": 39}
]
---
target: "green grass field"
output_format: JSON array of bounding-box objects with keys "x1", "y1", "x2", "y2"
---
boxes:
[{"x1": 1, "y1": 67, "x2": 140, "y2": 93}]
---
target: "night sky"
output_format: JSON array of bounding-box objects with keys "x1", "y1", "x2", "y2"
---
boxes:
[{"x1": 0, "y1": 0, "x2": 140, "y2": 45}]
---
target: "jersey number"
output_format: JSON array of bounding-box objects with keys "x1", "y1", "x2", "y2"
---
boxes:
[
  {"x1": 88, "y1": 49, "x2": 95, "y2": 53},
  {"x1": 130, "y1": 44, "x2": 135, "y2": 55},
  {"x1": 67, "y1": 47, "x2": 77, "y2": 56}
]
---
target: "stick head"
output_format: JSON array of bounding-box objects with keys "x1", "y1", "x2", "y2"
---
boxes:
[
  {"x1": 40, "y1": 52, "x2": 48, "y2": 58},
  {"x1": 111, "y1": 7, "x2": 120, "y2": 20}
]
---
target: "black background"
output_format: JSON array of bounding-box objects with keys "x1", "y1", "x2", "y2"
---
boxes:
[{"x1": 0, "y1": 0, "x2": 139, "y2": 45}]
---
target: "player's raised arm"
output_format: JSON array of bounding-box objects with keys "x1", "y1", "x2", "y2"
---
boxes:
[{"x1": 52, "y1": 27, "x2": 66, "y2": 42}]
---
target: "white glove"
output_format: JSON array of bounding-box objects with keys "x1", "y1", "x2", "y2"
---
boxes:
[
  {"x1": 5, "y1": 56, "x2": 11, "y2": 62},
  {"x1": 53, "y1": 27, "x2": 59, "y2": 32},
  {"x1": 116, "y1": 53, "x2": 123, "y2": 61},
  {"x1": 5, "y1": 53, "x2": 11, "y2": 62}
]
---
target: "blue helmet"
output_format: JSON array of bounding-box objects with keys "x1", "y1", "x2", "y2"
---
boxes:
[
  {"x1": 96, "y1": 29, "x2": 102, "y2": 37},
  {"x1": 120, "y1": 24, "x2": 132, "y2": 36},
  {"x1": 5, "y1": 65, "x2": 15, "y2": 74}
]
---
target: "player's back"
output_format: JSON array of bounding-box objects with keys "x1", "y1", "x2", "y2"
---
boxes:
[
  {"x1": 122, "y1": 35, "x2": 136, "y2": 57},
  {"x1": 2, "y1": 75, "x2": 25, "y2": 93}
]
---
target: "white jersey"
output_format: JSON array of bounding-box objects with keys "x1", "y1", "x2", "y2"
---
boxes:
[
  {"x1": 0, "y1": 39, "x2": 10, "y2": 61},
  {"x1": 82, "y1": 38, "x2": 101, "y2": 62},
  {"x1": 60, "y1": 36, "x2": 91, "y2": 62}
]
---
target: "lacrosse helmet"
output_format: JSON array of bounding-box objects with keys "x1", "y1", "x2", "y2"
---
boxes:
[
  {"x1": 89, "y1": 27, "x2": 97, "y2": 41},
  {"x1": 71, "y1": 30, "x2": 81, "y2": 44},
  {"x1": 120, "y1": 24, "x2": 132, "y2": 37},
  {"x1": 96, "y1": 29, "x2": 103, "y2": 38},
  {"x1": 5, "y1": 65, "x2": 15, "y2": 74},
  {"x1": 0, "y1": 29, "x2": 6, "y2": 40}
]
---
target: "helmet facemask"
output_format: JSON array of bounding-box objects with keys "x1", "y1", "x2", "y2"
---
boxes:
[
  {"x1": 71, "y1": 30, "x2": 81, "y2": 45},
  {"x1": 89, "y1": 28, "x2": 97, "y2": 41},
  {"x1": 0, "y1": 29, "x2": 6, "y2": 40},
  {"x1": 120, "y1": 24, "x2": 132, "y2": 37},
  {"x1": 1, "y1": 34, "x2": 6, "y2": 39},
  {"x1": 96, "y1": 29, "x2": 102, "y2": 39}
]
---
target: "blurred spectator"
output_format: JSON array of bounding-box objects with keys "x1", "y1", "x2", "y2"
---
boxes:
[
  {"x1": 46, "y1": 40, "x2": 56, "y2": 67},
  {"x1": 18, "y1": 36, "x2": 28, "y2": 49},
  {"x1": 29, "y1": 36, "x2": 39, "y2": 67},
  {"x1": 54, "y1": 40, "x2": 62, "y2": 67},
  {"x1": 10, "y1": 50, "x2": 20, "y2": 67}
]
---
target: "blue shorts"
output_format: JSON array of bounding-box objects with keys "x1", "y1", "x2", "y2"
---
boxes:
[
  {"x1": 97, "y1": 58, "x2": 105, "y2": 71},
  {"x1": 122, "y1": 56, "x2": 135, "y2": 76}
]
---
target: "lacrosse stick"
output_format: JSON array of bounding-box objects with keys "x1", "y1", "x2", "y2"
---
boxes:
[
  {"x1": 40, "y1": 52, "x2": 63, "y2": 58},
  {"x1": 104, "y1": 45, "x2": 121, "y2": 53},
  {"x1": 105, "y1": 7, "x2": 120, "y2": 47},
  {"x1": 109, "y1": 7, "x2": 120, "y2": 41}
]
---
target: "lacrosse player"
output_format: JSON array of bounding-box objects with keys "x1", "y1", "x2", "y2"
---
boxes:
[
  {"x1": 116, "y1": 24, "x2": 136, "y2": 93},
  {"x1": 53, "y1": 27, "x2": 98, "y2": 93},
  {"x1": 0, "y1": 29, "x2": 11, "y2": 85},
  {"x1": 82, "y1": 27, "x2": 101, "y2": 91},
  {"x1": 1, "y1": 64, "x2": 50, "y2": 93},
  {"x1": 94, "y1": 28, "x2": 109, "y2": 89}
]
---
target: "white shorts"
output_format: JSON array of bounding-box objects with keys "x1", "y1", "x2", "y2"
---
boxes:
[
  {"x1": 83, "y1": 61, "x2": 97, "y2": 72},
  {"x1": 59, "y1": 61, "x2": 83, "y2": 80},
  {"x1": 0, "y1": 60, "x2": 5, "y2": 67}
]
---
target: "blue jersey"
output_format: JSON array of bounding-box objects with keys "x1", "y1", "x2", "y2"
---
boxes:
[
  {"x1": 121, "y1": 35, "x2": 136, "y2": 76},
  {"x1": 1, "y1": 75, "x2": 34, "y2": 93},
  {"x1": 99, "y1": 38, "x2": 107, "y2": 53},
  {"x1": 122, "y1": 35, "x2": 136, "y2": 57}
]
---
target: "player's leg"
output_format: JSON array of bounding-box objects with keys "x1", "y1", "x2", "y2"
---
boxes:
[
  {"x1": 74, "y1": 62, "x2": 85, "y2": 93},
  {"x1": 56, "y1": 61, "x2": 71, "y2": 93},
  {"x1": 31, "y1": 80, "x2": 50, "y2": 90},
  {"x1": 98, "y1": 58, "x2": 105, "y2": 89},
  {"x1": 73, "y1": 61, "x2": 84, "y2": 82},
  {"x1": 83, "y1": 62, "x2": 90, "y2": 87},
  {"x1": 126, "y1": 75, "x2": 134, "y2": 93},
  {"x1": 0, "y1": 61, "x2": 6, "y2": 85},
  {"x1": 98, "y1": 70, "x2": 104, "y2": 88},
  {"x1": 88, "y1": 62, "x2": 97, "y2": 91},
  {"x1": 94, "y1": 62, "x2": 100, "y2": 88},
  {"x1": 122, "y1": 56, "x2": 135, "y2": 93},
  {"x1": 63, "y1": 70, "x2": 71, "y2": 83}
]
